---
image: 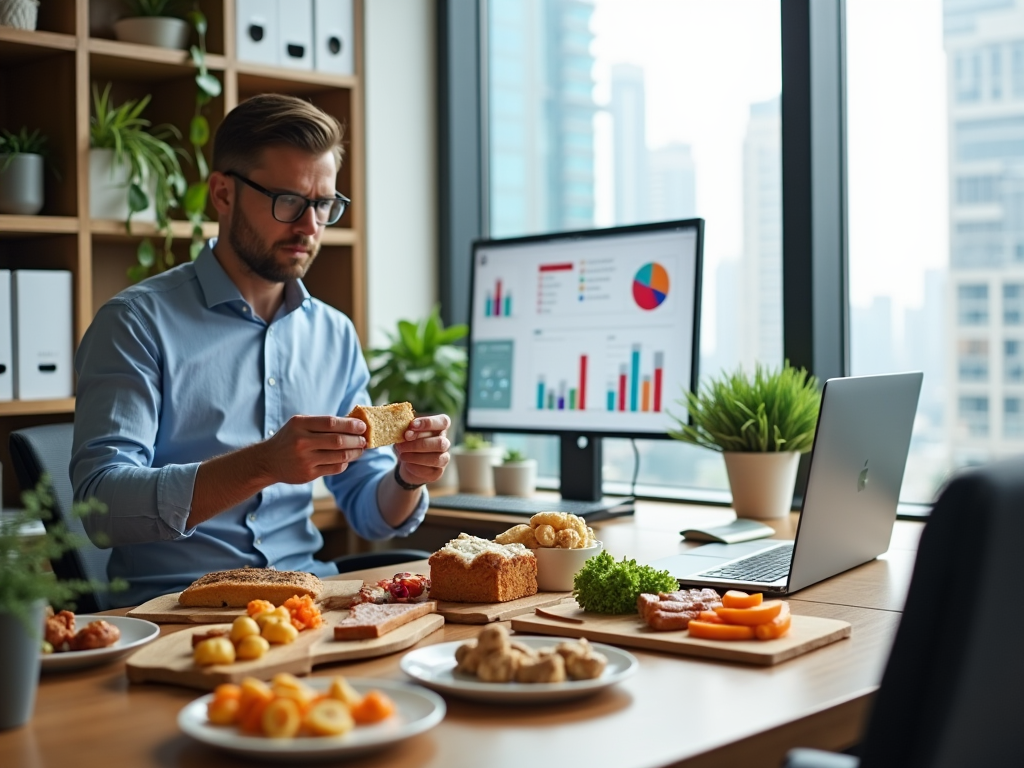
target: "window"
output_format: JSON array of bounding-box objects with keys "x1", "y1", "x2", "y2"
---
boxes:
[
  {"x1": 1006, "y1": 339, "x2": 1024, "y2": 383},
  {"x1": 955, "y1": 51, "x2": 981, "y2": 102},
  {"x1": 1005, "y1": 283, "x2": 1024, "y2": 324},
  {"x1": 958, "y1": 284, "x2": 989, "y2": 325},
  {"x1": 1013, "y1": 42, "x2": 1024, "y2": 98},
  {"x1": 1006, "y1": 397, "x2": 1024, "y2": 438},
  {"x1": 958, "y1": 396, "x2": 990, "y2": 437},
  {"x1": 956, "y1": 175, "x2": 999, "y2": 205},
  {"x1": 958, "y1": 339, "x2": 989, "y2": 382},
  {"x1": 991, "y1": 45, "x2": 1003, "y2": 100}
]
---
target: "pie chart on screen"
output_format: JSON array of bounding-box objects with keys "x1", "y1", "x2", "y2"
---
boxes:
[{"x1": 632, "y1": 262, "x2": 670, "y2": 310}]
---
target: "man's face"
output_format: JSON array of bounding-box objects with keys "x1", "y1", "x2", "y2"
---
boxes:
[{"x1": 226, "y1": 145, "x2": 338, "y2": 283}]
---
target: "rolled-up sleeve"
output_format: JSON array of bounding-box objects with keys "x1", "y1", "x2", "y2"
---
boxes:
[{"x1": 71, "y1": 301, "x2": 199, "y2": 546}]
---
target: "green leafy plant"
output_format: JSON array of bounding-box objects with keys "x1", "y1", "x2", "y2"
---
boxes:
[
  {"x1": 123, "y1": 0, "x2": 181, "y2": 17},
  {"x1": 0, "y1": 476, "x2": 124, "y2": 634},
  {"x1": 503, "y1": 449, "x2": 527, "y2": 463},
  {"x1": 0, "y1": 127, "x2": 59, "y2": 177},
  {"x1": 461, "y1": 433, "x2": 491, "y2": 450},
  {"x1": 669, "y1": 362, "x2": 821, "y2": 453},
  {"x1": 366, "y1": 305, "x2": 469, "y2": 419},
  {"x1": 572, "y1": 550, "x2": 677, "y2": 614},
  {"x1": 90, "y1": 82, "x2": 187, "y2": 280}
]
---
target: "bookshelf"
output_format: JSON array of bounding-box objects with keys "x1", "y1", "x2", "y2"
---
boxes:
[{"x1": 0, "y1": 0, "x2": 366, "y2": 505}]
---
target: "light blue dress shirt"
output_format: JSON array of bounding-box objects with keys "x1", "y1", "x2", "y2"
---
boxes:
[{"x1": 71, "y1": 241, "x2": 428, "y2": 607}]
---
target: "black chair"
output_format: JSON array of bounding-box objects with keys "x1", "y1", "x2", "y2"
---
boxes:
[
  {"x1": 783, "y1": 455, "x2": 1024, "y2": 768},
  {"x1": 9, "y1": 422, "x2": 113, "y2": 613},
  {"x1": 332, "y1": 549, "x2": 431, "y2": 574}
]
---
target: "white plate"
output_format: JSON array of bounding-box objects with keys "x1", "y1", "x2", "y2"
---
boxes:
[
  {"x1": 399, "y1": 635, "x2": 638, "y2": 703},
  {"x1": 40, "y1": 614, "x2": 161, "y2": 672},
  {"x1": 178, "y1": 678, "x2": 445, "y2": 762}
]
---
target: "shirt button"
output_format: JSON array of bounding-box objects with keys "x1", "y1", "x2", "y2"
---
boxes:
[
  {"x1": 268, "y1": 377, "x2": 276, "y2": 387},
  {"x1": 267, "y1": 429, "x2": 275, "y2": 437},
  {"x1": 248, "y1": 513, "x2": 256, "y2": 522},
  {"x1": 255, "y1": 537, "x2": 262, "y2": 545},
  {"x1": 242, "y1": 306, "x2": 249, "y2": 313}
]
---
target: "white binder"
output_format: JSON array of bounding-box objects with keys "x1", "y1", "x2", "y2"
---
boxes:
[
  {"x1": 313, "y1": 0, "x2": 354, "y2": 75},
  {"x1": 236, "y1": 0, "x2": 279, "y2": 66},
  {"x1": 0, "y1": 270, "x2": 12, "y2": 401},
  {"x1": 279, "y1": 0, "x2": 314, "y2": 70},
  {"x1": 12, "y1": 270, "x2": 73, "y2": 400}
]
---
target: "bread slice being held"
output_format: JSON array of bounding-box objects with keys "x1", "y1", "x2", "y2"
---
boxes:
[
  {"x1": 334, "y1": 601, "x2": 437, "y2": 640},
  {"x1": 347, "y1": 402, "x2": 416, "y2": 448}
]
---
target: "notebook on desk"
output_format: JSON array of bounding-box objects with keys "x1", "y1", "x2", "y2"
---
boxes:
[
  {"x1": 428, "y1": 493, "x2": 635, "y2": 521},
  {"x1": 649, "y1": 372, "x2": 923, "y2": 596}
]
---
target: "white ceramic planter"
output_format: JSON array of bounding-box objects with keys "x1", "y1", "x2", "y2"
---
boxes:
[
  {"x1": 0, "y1": 0, "x2": 39, "y2": 30},
  {"x1": 0, "y1": 600, "x2": 45, "y2": 730},
  {"x1": 452, "y1": 447, "x2": 503, "y2": 494},
  {"x1": 492, "y1": 459, "x2": 537, "y2": 497},
  {"x1": 113, "y1": 17, "x2": 190, "y2": 50},
  {"x1": 0, "y1": 153, "x2": 44, "y2": 215},
  {"x1": 723, "y1": 451, "x2": 801, "y2": 519},
  {"x1": 89, "y1": 148, "x2": 156, "y2": 223}
]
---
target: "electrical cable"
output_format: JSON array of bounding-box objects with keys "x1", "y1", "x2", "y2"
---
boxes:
[{"x1": 630, "y1": 438, "x2": 640, "y2": 498}]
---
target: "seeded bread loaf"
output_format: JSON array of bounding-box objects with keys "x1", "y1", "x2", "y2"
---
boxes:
[
  {"x1": 334, "y1": 601, "x2": 437, "y2": 640},
  {"x1": 428, "y1": 534, "x2": 538, "y2": 603},
  {"x1": 347, "y1": 402, "x2": 416, "y2": 448},
  {"x1": 177, "y1": 567, "x2": 324, "y2": 608}
]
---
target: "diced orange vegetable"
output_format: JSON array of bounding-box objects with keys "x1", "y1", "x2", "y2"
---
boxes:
[
  {"x1": 212, "y1": 683, "x2": 242, "y2": 701},
  {"x1": 350, "y1": 690, "x2": 396, "y2": 725},
  {"x1": 207, "y1": 696, "x2": 241, "y2": 725},
  {"x1": 714, "y1": 600, "x2": 784, "y2": 626},
  {"x1": 240, "y1": 697, "x2": 272, "y2": 734},
  {"x1": 237, "y1": 679, "x2": 274, "y2": 732},
  {"x1": 721, "y1": 590, "x2": 763, "y2": 609},
  {"x1": 283, "y1": 594, "x2": 324, "y2": 631},
  {"x1": 697, "y1": 610, "x2": 723, "y2": 623},
  {"x1": 247, "y1": 599, "x2": 276, "y2": 617},
  {"x1": 687, "y1": 620, "x2": 756, "y2": 641},
  {"x1": 754, "y1": 602, "x2": 792, "y2": 641}
]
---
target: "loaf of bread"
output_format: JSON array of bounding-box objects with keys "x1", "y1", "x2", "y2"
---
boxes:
[
  {"x1": 347, "y1": 402, "x2": 415, "y2": 448},
  {"x1": 428, "y1": 534, "x2": 538, "y2": 603},
  {"x1": 334, "y1": 601, "x2": 437, "y2": 640},
  {"x1": 177, "y1": 567, "x2": 324, "y2": 608}
]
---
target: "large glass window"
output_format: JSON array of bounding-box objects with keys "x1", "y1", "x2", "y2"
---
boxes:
[{"x1": 485, "y1": 0, "x2": 782, "y2": 495}]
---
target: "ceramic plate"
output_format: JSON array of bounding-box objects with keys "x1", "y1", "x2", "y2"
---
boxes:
[
  {"x1": 178, "y1": 678, "x2": 445, "y2": 762},
  {"x1": 399, "y1": 635, "x2": 638, "y2": 703},
  {"x1": 40, "y1": 614, "x2": 161, "y2": 672}
]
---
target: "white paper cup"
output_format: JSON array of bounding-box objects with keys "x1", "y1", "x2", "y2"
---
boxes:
[{"x1": 534, "y1": 541, "x2": 603, "y2": 592}]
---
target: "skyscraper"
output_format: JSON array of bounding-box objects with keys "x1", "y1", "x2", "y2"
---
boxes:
[
  {"x1": 611, "y1": 63, "x2": 648, "y2": 225},
  {"x1": 649, "y1": 143, "x2": 697, "y2": 222}
]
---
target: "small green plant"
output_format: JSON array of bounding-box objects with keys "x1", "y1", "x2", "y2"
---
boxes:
[
  {"x1": 0, "y1": 127, "x2": 59, "y2": 177},
  {"x1": 462, "y1": 433, "x2": 491, "y2": 451},
  {"x1": 123, "y1": 0, "x2": 181, "y2": 17},
  {"x1": 366, "y1": 305, "x2": 469, "y2": 419},
  {"x1": 0, "y1": 476, "x2": 124, "y2": 634},
  {"x1": 503, "y1": 449, "x2": 527, "y2": 463},
  {"x1": 669, "y1": 362, "x2": 821, "y2": 453}
]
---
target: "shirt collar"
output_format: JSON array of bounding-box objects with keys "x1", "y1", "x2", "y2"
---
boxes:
[{"x1": 195, "y1": 238, "x2": 312, "y2": 315}]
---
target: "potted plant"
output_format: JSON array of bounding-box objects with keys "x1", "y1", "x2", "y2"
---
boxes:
[
  {"x1": 669, "y1": 363, "x2": 821, "y2": 519},
  {"x1": 492, "y1": 448, "x2": 537, "y2": 497},
  {"x1": 451, "y1": 433, "x2": 504, "y2": 494},
  {"x1": 0, "y1": 0, "x2": 39, "y2": 30},
  {"x1": 0, "y1": 477, "x2": 113, "y2": 730},
  {"x1": 0, "y1": 127, "x2": 57, "y2": 215},
  {"x1": 113, "y1": 0, "x2": 190, "y2": 50}
]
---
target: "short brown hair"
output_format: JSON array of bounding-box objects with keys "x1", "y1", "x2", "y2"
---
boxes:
[{"x1": 213, "y1": 93, "x2": 345, "y2": 173}]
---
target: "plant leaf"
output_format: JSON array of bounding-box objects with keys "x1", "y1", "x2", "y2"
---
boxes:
[
  {"x1": 189, "y1": 115, "x2": 209, "y2": 147},
  {"x1": 127, "y1": 182, "x2": 149, "y2": 213},
  {"x1": 195, "y1": 73, "x2": 222, "y2": 98},
  {"x1": 136, "y1": 238, "x2": 155, "y2": 267}
]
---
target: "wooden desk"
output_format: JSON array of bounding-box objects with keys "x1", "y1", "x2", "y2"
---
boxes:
[{"x1": 0, "y1": 502, "x2": 920, "y2": 768}]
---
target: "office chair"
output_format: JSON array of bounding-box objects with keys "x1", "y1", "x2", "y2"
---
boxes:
[
  {"x1": 9, "y1": 422, "x2": 113, "y2": 613},
  {"x1": 783, "y1": 455, "x2": 1024, "y2": 768},
  {"x1": 332, "y1": 549, "x2": 431, "y2": 574}
]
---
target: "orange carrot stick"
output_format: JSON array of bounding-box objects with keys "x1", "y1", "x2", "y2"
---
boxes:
[
  {"x1": 722, "y1": 590, "x2": 763, "y2": 609},
  {"x1": 687, "y1": 620, "x2": 756, "y2": 640},
  {"x1": 714, "y1": 600, "x2": 784, "y2": 626},
  {"x1": 755, "y1": 602, "x2": 792, "y2": 640}
]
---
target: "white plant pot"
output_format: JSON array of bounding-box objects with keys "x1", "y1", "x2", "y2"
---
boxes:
[
  {"x1": 722, "y1": 451, "x2": 801, "y2": 520},
  {"x1": 113, "y1": 17, "x2": 190, "y2": 50},
  {"x1": 0, "y1": 0, "x2": 39, "y2": 30},
  {"x1": 492, "y1": 459, "x2": 537, "y2": 497},
  {"x1": 89, "y1": 148, "x2": 156, "y2": 223},
  {"x1": 0, "y1": 153, "x2": 44, "y2": 215},
  {"x1": 452, "y1": 447, "x2": 503, "y2": 494},
  {"x1": 0, "y1": 600, "x2": 45, "y2": 730}
]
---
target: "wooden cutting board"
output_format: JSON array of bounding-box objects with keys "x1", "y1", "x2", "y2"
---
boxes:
[
  {"x1": 434, "y1": 592, "x2": 572, "y2": 624},
  {"x1": 126, "y1": 580, "x2": 364, "y2": 624},
  {"x1": 126, "y1": 611, "x2": 444, "y2": 690},
  {"x1": 510, "y1": 602, "x2": 851, "y2": 666}
]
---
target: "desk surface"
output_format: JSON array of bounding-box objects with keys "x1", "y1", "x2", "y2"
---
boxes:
[{"x1": 0, "y1": 501, "x2": 919, "y2": 768}]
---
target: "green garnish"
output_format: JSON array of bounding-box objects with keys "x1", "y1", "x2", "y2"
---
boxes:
[{"x1": 572, "y1": 550, "x2": 677, "y2": 614}]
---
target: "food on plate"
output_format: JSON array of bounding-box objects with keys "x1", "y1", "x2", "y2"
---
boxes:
[
  {"x1": 637, "y1": 588, "x2": 723, "y2": 631},
  {"x1": 69, "y1": 620, "x2": 122, "y2": 651},
  {"x1": 687, "y1": 621, "x2": 756, "y2": 641},
  {"x1": 713, "y1": 600, "x2": 784, "y2": 626},
  {"x1": 496, "y1": 512, "x2": 597, "y2": 550},
  {"x1": 334, "y1": 600, "x2": 437, "y2": 640},
  {"x1": 428, "y1": 534, "x2": 538, "y2": 603},
  {"x1": 454, "y1": 624, "x2": 606, "y2": 683},
  {"x1": 207, "y1": 673, "x2": 395, "y2": 738},
  {"x1": 349, "y1": 572, "x2": 431, "y2": 606},
  {"x1": 346, "y1": 401, "x2": 415, "y2": 448},
  {"x1": 41, "y1": 608, "x2": 121, "y2": 653},
  {"x1": 722, "y1": 590, "x2": 763, "y2": 609},
  {"x1": 754, "y1": 603, "x2": 792, "y2": 640},
  {"x1": 44, "y1": 609, "x2": 76, "y2": 649},
  {"x1": 685, "y1": 592, "x2": 793, "y2": 641},
  {"x1": 178, "y1": 567, "x2": 324, "y2": 608},
  {"x1": 572, "y1": 550, "x2": 677, "y2": 614}
]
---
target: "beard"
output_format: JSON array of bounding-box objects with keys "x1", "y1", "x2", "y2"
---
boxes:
[{"x1": 227, "y1": 205, "x2": 320, "y2": 283}]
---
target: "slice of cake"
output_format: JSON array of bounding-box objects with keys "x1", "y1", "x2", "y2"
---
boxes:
[
  {"x1": 177, "y1": 567, "x2": 324, "y2": 608},
  {"x1": 428, "y1": 534, "x2": 538, "y2": 603},
  {"x1": 334, "y1": 601, "x2": 437, "y2": 640},
  {"x1": 347, "y1": 402, "x2": 415, "y2": 448}
]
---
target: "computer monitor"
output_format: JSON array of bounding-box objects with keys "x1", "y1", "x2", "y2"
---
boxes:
[{"x1": 465, "y1": 219, "x2": 704, "y2": 502}]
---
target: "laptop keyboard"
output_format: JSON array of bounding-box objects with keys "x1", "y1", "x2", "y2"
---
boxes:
[{"x1": 697, "y1": 543, "x2": 794, "y2": 583}]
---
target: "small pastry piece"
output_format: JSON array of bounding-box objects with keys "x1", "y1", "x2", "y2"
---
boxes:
[
  {"x1": 70, "y1": 620, "x2": 120, "y2": 650},
  {"x1": 347, "y1": 402, "x2": 416, "y2": 448}
]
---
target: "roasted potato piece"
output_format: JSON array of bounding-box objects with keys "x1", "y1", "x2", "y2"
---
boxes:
[{"x1": 515, "y1": 653, "x2": 566, "y2": 683}]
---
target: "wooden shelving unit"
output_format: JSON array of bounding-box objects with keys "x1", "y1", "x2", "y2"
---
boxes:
[{"x1": 0, "y1": 0, "x2": 366, "y2": 504}]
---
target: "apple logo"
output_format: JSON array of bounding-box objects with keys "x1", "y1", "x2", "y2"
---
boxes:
[{"x1": 857, "y1": 460, "x2": 869, "y2": 492}]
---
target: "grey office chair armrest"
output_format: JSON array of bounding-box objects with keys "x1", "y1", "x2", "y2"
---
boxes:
[{"x1": 782, "y1": 748, "x2": 859, "y2": 768}]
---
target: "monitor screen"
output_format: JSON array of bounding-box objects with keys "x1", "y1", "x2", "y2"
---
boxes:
[{"x1": 465, "y1": 220, "x2": 703, "y2": 438}]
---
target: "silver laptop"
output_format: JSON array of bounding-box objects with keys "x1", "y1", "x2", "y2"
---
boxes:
[{"x1": 651, "y1": 372, "x2": 923, "y2": 595}]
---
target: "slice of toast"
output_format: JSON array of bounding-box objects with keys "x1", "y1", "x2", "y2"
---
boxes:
[
  {"x1": 347, "y1": 402, "x2": 415, "y2": 448},
  {"x1": 334, "y1": 601, "x2": 437, "y2": 640},
  {"x1": 177, "y1": 567, "x2": 323, "y2": 607}
]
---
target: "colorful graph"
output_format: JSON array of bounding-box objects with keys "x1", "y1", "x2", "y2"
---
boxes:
[
  {"x1": 484, "y1": 278, "x2": 512, "y2": 317},
  {"x1": 608, "y1": 347, "x2": 664, "y2": 413},
  {"x1": 536, "y1": 355, "x2": 588, "y2": 411},
  {"x1": 632, "y1": 262, "x2": 670, "y2": 311}
]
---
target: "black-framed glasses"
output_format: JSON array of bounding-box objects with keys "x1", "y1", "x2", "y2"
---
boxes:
[{"x1": 226, "y1": 170, "x2": 350, "y2": 225}]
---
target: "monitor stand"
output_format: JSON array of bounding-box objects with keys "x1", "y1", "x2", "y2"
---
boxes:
[{"x1": 559, "y1": 434, "x2": 635, "y2": 514}]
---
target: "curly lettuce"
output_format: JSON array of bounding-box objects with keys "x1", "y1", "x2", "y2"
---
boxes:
[{"x1": 572, "y1": 550, "x2": 677, "y2": 614}]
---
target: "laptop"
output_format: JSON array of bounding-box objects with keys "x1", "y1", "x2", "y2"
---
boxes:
[{"x1": 650, "y1": 372, "x2": 923, "y2": 595}]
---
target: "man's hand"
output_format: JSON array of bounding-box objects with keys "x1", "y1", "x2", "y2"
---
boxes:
[
  {"x1": 260, "y1": 415, "x2": 367, "y2": 485},
  {"x1": 392, "y1": 414, "x2": 452, "y2": 488}
]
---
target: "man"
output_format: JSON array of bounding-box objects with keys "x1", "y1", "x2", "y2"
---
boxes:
[{"x1": 71, "y1": 94, "x2": 451, "y2": 607}]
